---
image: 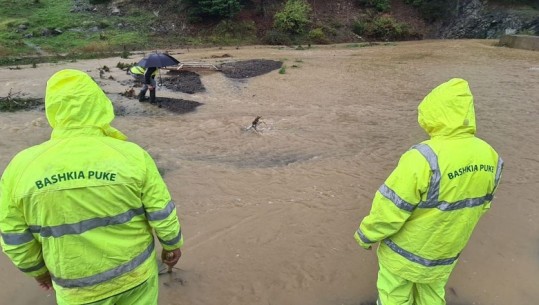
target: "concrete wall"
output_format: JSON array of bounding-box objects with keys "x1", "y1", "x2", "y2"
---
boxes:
[{"x1": 499, "y1": 35, "x2": 539, "y2": 51}]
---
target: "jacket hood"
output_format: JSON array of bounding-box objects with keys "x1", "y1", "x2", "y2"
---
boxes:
[
  {"x1": 418, "y1": 78, "x2": 476, "y2": 138},
  {"x1": 45, "y1": 69, "x2": 127, "y2": 140}
]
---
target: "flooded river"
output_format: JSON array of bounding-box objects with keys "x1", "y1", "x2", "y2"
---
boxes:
[{"x1": 1, "y1": 40, "x2": 538, "y2": 305}]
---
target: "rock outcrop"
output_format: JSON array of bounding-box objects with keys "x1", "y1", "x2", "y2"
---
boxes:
[{"x1": 433, "y1": 0, "x2": 538, "y2": 39}]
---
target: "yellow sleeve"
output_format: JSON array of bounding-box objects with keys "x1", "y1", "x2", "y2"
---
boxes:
[
  {"x1": 141, "y1": 151, "x2": 183, "y2": 251},
  {"x1": 355, "y1": 149, "x2": 430, "y2": 249},
  {"x1": 0, "y1": 165, "x2": 48, "y2": 277}
]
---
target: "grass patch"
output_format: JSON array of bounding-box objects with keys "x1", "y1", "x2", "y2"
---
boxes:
[
  {"x1": 0, "y1": 0, "x2": 155, "y2": 60},
  {"x1": 346, "y1": 42, "x2": 382, "y2": 48}
]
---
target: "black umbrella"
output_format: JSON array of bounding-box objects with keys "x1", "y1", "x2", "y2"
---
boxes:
[{"x1": 138, "y1": 52, "x2": 180, "y2": 68}]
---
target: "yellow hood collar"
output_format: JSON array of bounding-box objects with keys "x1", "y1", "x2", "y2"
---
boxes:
[
  {"x1": 418, "y1": 78, "x2": 476, "y2": 138},
  {"x1": 45, "y1": 69, "x2": 127, "y2": 140}
]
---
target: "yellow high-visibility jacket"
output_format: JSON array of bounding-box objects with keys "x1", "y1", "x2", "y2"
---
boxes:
[
  {"x1": 355, "y1": 78, "x2": 503, "y2": 283},
  {"x1": 129, "y1": 65, "x2": 157, "y2": 77},
  {"x1": 0, "y1": 69, "x2": 183, "y2": 304}
]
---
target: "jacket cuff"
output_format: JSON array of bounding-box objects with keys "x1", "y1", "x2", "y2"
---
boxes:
[
  {"x1": 354, "y1": 229, "x2": 375, "y2": 249},
  {"x1": 19, "y1": 260, "x2": 48, "y2": 277},
  {"x1": 158, "y1": 228, "x2": 183, "y2": 251}
]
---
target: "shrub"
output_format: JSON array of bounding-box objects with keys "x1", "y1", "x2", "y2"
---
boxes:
[
  {"x1": 352, "y1": 20, "x2": 366, "y2": 36},
  {"x1": 308, "y1": 28, "x2": 329, "y2": 44},
  {"x1": 98, "y1": 20, "x2": 111, "y2": 29},
  {"x1": 273, "y1": 0, "x2": 312, "y2": 35},
  {"x1": 76, "y1": 41, "x2": 112, "y2": 53},
  {"x1": 184, "y1": 0, "x2": 243, "y2": 21},
  {"x1": 263, "y1": 29, "x2": 293, "y2": 45},
  {"x1": 0, "y1": 45, "x2": 11, "y2": 57},
  {"x1": 357, "y1": 15, "x2": 412, "y2": 41},
  {"x1": 370, "y1": 16, "x2": 411, "y2": 40},
  {"x1": 213, "y1": 20, "x2": 257, "y2": 38},
  {"x1": 121, "y1": 48, "x2": 130, "y2": 59},
  {"x1": 356, "y1": 0, "x2": 391, "y2": 12}
]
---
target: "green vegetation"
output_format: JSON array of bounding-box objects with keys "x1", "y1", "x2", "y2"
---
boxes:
[
  {"x1": 273, "y1": 0, "x2": 312, "y2": 35},
  {"x1": 263, "y1": 29, "x2": 293, "y2": 45},
  {"x1": 356, "y1": 0, "x2": 391, "y2": 12},
  {"x1": 517, "y1": 28, "x2": 536, "y2": 35},
  {"x1": 208, "y1": 20, "x2": 258, "y2": 45},
  {"x1": 308, "y1": 28, "x2": 329, "y2": 44},
  {"x1": 0, "y1": 0, "x2": 155, "y2": 58},
  {"x1": 0, "y1": 0, "x2": 536, "y2": 66},
  {"x1": 183, "y1": 0, "x2": 243, "y2": 21},
  {"x1": 353, "y1": 16, "x2": 413, "y2": 41},
  {"x1": 265, "y1": 0, "x2": 315, "y2": 45}
]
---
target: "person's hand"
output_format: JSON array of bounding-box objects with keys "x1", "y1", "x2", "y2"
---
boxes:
[
  {"x1": 148, "y1": 84, "x2": 154, "y2": 90},
  {"x1": 35, "y1": 272, "x2": 53, "y2": 291},
  {"x1": 161, "y1": 248, "x2": 182, "y2": 268}
]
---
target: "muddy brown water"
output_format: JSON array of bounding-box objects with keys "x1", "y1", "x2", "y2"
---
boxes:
[{"x1": 1, "y1": 41, "x2": 539, "y2": 305}]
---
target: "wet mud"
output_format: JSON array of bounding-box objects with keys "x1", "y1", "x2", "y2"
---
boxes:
[
  {"x1": 152, "y1": 97, "x2": 204, "y2": 114},
  {"x1": 114, "y1": 97, "x2": 203, "y2": 116},
  {"x1": 161, "y1": 70, "x2": 206, "y2": 94},
  {"x1": 111, "y1": 59, "x2": 283, "y2": 118},
  {"x1": 158, "y1": 59, "x2": 283, "y2": 94},
  {"x1": 218, "y1": 59, "x2": 283, "y2": 78}
]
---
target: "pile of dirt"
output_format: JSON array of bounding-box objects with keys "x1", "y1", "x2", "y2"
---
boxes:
[
  {"x1": 157, "y1": 59, "x2": 283, "y2": 94},
  {"x1": 161, "y1": 71, "x2": 206, "y2": 94},
  {"x1": 152, "y1": 97, "x2": 203, "y2": 114},
  {"x1": 219, "y1": 59, "x2": 283, "y2": 79}
]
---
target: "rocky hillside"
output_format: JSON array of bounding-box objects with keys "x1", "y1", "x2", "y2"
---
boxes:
[
  {"x1": 431, "y1": 0, "x2": 539, "y2": 39},
  {"x1": 1, "y1": 0, "x2": 538, "y2": 63},
  {"x1": 126, "y1": 0, "x2": 539, "y2": 42}
]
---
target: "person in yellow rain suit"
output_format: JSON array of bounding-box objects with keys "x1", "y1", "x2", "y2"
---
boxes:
[
  {"x1": 128, "y1": 65, "x2": 158, "y2": 103},
  {"x1": 0, "y1": 69, "x2": 183, "y2": 305},
  {"x1": 354, "y1": 78, "x2": 503, "y2": 305}
]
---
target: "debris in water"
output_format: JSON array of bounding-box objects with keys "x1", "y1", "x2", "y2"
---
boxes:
[
  {"x1": 245, "y1": 116, "x2": 266, "y2": 133},
  {"x1": 120, "y1": 87, "x2": 136, "y2": 98}
]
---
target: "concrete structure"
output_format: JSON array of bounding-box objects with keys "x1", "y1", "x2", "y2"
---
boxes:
[{"x1": 499, "y1": 35, "x2": 539, "y2": 51}]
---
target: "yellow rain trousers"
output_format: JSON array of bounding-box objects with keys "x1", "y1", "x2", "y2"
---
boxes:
[
  {"x1": 0, "y1": 69, "x2": 183, "y2": 304},
  {"x1": 376, "y1": 263, "x2": 445, "y2": 305},
  {"x1": 57, "y1": 273, "x2": 158, "y2": 305},
  {"x1": 355, "y1": 78, "x2": 503, "y2": 304}
]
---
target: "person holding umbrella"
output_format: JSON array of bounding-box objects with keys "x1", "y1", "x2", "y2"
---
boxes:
[
  {"x1": 141, "y1": 66, "x2": 158, "y2": 103},
  {"x1": 137, "y1": 52, "x2": 180, "y2": 103}
]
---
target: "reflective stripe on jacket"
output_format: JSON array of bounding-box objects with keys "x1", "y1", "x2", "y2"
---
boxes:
[
  {"x1": 0, "y1": 69, "x2": 183, "y2": 304},
  {"x1": 355, "y1": 78, "x2": 503, "y2": 282}
]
